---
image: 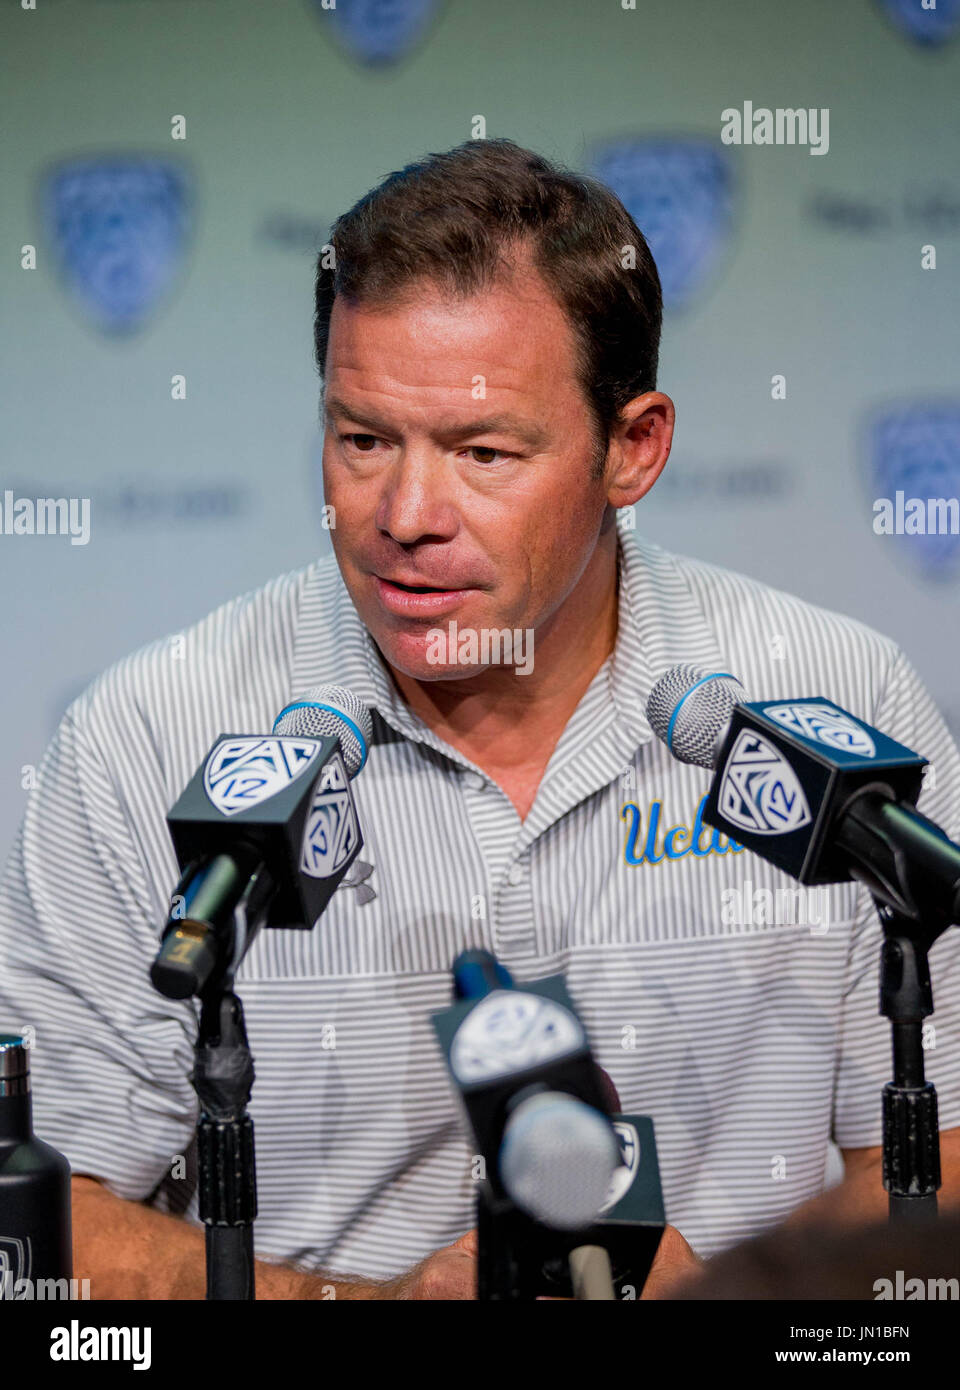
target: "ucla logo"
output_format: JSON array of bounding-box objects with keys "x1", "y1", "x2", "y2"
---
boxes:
[
  {"x1": 763, "y1": 702, "x2": 877, "y2": 758},
  {"x1": 600, "y1": 1122, "x2": 641, "y2": 1214},
  {"x1": 204, "y1": 737, "x2": 321, "y2": 816},
  {"x1": 43, "y1": 158, "x2": 192, "y2": 335},
  {"x1": 718, "y1": 730, "x2": 811, "y2": 836},
  {"x1": 589, "y1": 137, "x2": 735, "y2": 310},
  {"x1": 300, "y1": 753, "x2": 361, "y2": 878},
  {"x1": 314, "y1": 0, "x2": 444, "y2": 66},
  {"x1": 621, "y1": 793, "x2": 743, "y2": 865},
  {"x1": 866, "y1": 402, "x2": 960, "y2": 580},
  {"x1": 877, "y1": 0, "x2": 960, "y2": 46}
]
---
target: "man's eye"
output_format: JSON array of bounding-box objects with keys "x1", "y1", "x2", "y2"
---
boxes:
[
  {"x1": 465, "y1": 446, "x2": 509, "y2": 465},
  {"x1": 340, "y1": 436, "x2": 509, "y2": 464}
]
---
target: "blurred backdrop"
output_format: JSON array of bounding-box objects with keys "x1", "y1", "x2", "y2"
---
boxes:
[{"x1": 1, "y1": 0, "x2": 958, "y2": 858}]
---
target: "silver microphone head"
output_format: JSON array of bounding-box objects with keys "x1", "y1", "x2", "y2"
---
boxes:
[
  {"x1": 273, "y1": 685, "x2": 372, "y2": 778},
  {"x1": 646, "y1": 664, "x2": 747, "y2": 769},
  {"x1": 498, "y1": 1091, "x2": 621, "y2": 1231}
]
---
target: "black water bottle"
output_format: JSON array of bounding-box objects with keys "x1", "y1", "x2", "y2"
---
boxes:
[{"x1": 0, "y1": 1034, "x2": 72, "y2": 1294}]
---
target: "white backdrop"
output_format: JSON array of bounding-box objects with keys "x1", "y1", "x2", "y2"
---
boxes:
[{"x1": 1, "y1": 0, "x2": 958, "y2": 858}]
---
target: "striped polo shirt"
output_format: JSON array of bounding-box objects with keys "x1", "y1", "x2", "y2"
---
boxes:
[{"x1": 1, "y1": 511, "x2": 959, "y2": 1278}]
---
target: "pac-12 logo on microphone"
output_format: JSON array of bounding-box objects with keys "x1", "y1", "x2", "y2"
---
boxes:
[
  {"x1": 599, "y1": 1123, "x2": 642, "y2": 1215},
  {"x1": 718, "y1": 729, "x2": 812, "y2": 836},
  {"x1": 449, "y1": 992, "x2": 584, "y2": 1085},
  {"x1": 203, "y1": 737, "x2": 322, "y2": 815},
  {"x1": 300, "y1": 753, "x2": 361, "y2": 879},
  {"x1": 762, "y1": 702, "x2": 877, "y2": 758}
]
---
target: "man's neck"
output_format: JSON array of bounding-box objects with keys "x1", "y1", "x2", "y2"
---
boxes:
[{"x1": 384, "y1": 523, "x2": 621, "y2": 819}]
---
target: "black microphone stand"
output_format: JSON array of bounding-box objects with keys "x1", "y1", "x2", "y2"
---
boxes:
[
  {"x1": 840, "y1": 790, "x2": 960, "y2": 1221},
  {"x1": 476, "y1": 1181, "x2": 594, "y2": 1300},
  {"x1": 193, "y1": 862, "x2": 278, "y2": 1299},
  {"x1": 194, "y1": 981, "x2": 257, "y2": 1299},
  {"x1": 153, "y1": 857, "x2": 273, "y2": 1299},
  {"x1": 476, "y1": 1183, "x2": 523, "y2": 1301},
  {"x1": 875, "y1": 900, "x2": 942, "y2": 1222}
]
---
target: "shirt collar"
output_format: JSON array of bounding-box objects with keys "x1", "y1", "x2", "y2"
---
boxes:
[
  {"x1": 289, "y1": 511, "x2": 732, "y2": 766},
  {"x1": 606, "y1": 511, "x2": 732, "y2": 750}
]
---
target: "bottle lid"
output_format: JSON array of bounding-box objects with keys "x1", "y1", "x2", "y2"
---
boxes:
[{"x1": 0, "y1": 1034, "x2": 29, "y2": 1083}]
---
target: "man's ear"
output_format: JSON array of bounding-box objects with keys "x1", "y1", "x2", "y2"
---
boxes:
[{"x1": 606, "y1": 392, "x2": 675, "y2": 508}]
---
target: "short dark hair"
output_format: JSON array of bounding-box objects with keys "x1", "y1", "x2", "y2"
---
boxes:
[
  {"x1": 314, "y1": 139, "x2": 662, "y2": 477},
  {"x1": 675, "y1": 1213, "x2": 960, "y2": 1301}
]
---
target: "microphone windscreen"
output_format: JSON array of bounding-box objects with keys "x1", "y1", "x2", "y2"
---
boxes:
[
  {"x1": 646, "y1": 665, "x2": 746, "y2": 768},
  {"x1": 273, "y1": 685, "x2": 372, "y2": 777},
  {"x1": 499, "y1": 1091, "x2": 621, "y2": 1230}
]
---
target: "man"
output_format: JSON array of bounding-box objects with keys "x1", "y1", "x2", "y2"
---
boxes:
[{"x1": 1, "y1": 139, "x2": 958, "y2": 1300}]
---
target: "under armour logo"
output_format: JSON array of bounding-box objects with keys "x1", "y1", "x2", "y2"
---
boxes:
[{"x1": 336, "y1": 860, "x2": 376, "y2": 905}]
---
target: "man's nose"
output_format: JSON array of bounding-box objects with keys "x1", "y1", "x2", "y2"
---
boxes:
[{"x1": 375, "y1": 448, "x2": 458, "y2": 545}]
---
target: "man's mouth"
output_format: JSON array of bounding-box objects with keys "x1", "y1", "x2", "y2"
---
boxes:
[
  {"x1": 373, "y1": 574, "x2": 478, "y2": 618},
  {"x1": 385, "y1": 579, "x2": 449, "y2": 594}
]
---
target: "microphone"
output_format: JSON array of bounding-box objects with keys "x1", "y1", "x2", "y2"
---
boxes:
[
  {"x1": 152, "y1": 685, "x2": 372, "y2": 998},
  {"x1": 439, "y1": 949, "x2": 619, "y2": 1231},
  {"x1": 433, "y1": 950, "x2": 666, "y2": 1299},
  {"x1": 499, "y1": 1091, "x2": 621, "y2": 1233},
  {"x1": 646, "y1": 665, "x2": 960, "y2": 925}
]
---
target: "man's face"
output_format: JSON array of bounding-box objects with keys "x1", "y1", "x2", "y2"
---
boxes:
[{"x1": 321, "y1": 265, "x2": 612, "y2": 681}]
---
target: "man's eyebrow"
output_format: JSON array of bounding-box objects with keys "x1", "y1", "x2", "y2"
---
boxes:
[
  {"x1": 323, "y1": 396, "x2": 395, "y2": 435},
  {"x1": 442, "y1": 415, "x2": 549, "y2": 449},
  {"x1": 323, "y1": 395, "x2": 548, "y2": 449}
]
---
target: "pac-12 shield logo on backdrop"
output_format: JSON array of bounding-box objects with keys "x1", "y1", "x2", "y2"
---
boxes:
[
  {"x1": 204, "y1": 737, "x2": 322, "y2": 816},
  {"x1": 717, "y1": 729, "x2": 812, "y2": 836},
  {"x1": 42, "y1": 158, "x2": 192, "y2": 334},
  {"x1": 588, "y1": 138, "x2": 735, "y2": 311},
  {"x1": 763, "y1": 703, "x2": 877, "y2": 758},
  {"x1": 877, "y1": 0, "x2": 960, "y2": 46},
  {"x1": 300, "y1": 753, "x2": 361, "y2": 879},
  {"x1": 313, "y1": 0, "x2": 444, "y2": 66},
  {"x1": 866, "y1": 403, "x2": 960, "y2": 580}
]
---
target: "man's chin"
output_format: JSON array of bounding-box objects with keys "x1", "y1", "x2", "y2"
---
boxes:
[{"x1": 375, "y1": 629, "x2": 492, "y2": 683}]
